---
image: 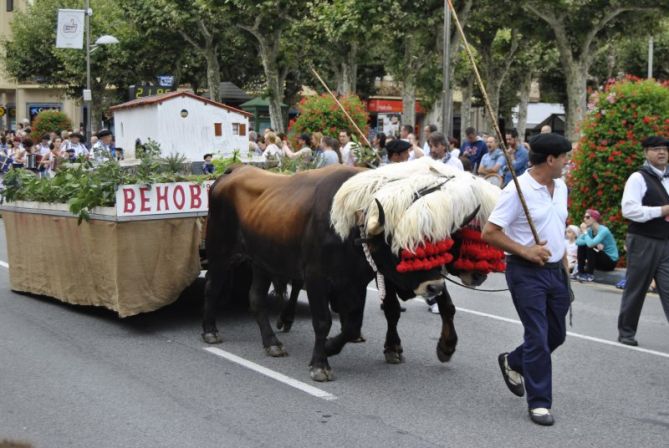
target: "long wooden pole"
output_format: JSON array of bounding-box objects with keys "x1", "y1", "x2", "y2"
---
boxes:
[
  {"x1": 446, "y1": 0, "x2": 540, "y2": 244},
  {"x1": 310, "y1": 67, "x2": 372, "y2": 148}
]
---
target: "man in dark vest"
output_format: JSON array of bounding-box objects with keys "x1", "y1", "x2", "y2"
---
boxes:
[{"x1": 618, "y1": 135, "x2": 669, "y2": 346}]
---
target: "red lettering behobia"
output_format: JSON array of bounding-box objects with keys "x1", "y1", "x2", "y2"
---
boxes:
[{"x1": 116, "y1": 181, "x2": 214, "y2": 216}]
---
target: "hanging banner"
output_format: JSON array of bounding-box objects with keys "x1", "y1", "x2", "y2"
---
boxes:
[{"x1": 56, "y1": 9, "x2": 85, "y2": 49}]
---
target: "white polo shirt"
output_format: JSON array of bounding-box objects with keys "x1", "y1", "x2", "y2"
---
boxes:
[{"x1": 488, "y1": 170, "x2": 568, "y2": 263}]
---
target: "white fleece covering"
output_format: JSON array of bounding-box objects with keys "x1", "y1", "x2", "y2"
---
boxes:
[{"x1": 330, "y1": 158, "x2": 500, "y2": 253}]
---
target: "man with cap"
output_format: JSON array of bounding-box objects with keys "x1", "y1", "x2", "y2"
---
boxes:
[
  {"x1": 92, "y1": 129, "x2": 114, "y2": 164},
  {"x1": 482, "y1": 133, "x2": 572, "y2": 426},
  {"x1": 618, "y1": 135, "x2": 669, "y2": 346},
  {"x1": 64, "y1": 132, "x2": 89, "y2": 159},
  {"x1": 385, "y1": 138, "x2": 411, "y2": 164}
]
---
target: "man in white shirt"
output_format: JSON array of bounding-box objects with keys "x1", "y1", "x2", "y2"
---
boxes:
[
  {"x1": 482, "y1": 133, "x2": 572, "y2": 427},
  {"x1": 428, "y1": 132, "x2": 463, "y2": 171},
  {"x1": 64, "y1": 132, "x2": 89, "y2": 159},
  {"x1": 423, "y1": 124, "x2": 437, "y2": 155},
  {"x1": 618, "y1": 135, "x2": 669, "y2": 347}
]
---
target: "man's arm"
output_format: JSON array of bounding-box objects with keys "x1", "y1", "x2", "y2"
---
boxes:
[{"x1": 482, "y1": 221, "x2": 551, "y2": 265}]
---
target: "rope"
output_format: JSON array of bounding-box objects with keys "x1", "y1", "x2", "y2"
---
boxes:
[{"x1": 441, "y1": 273, "x2": 510, "y2": 292}]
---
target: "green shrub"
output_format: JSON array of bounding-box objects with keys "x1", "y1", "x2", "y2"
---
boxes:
[
  {"x1": 31, "y1": 110, "x2": 72, "y2": 140},
  {"x1": 569, "y1": 76, "x2": 669, "y2": 254},
  {"x1": 290, "y1": 93, "x2": 368, "y2": 139}
]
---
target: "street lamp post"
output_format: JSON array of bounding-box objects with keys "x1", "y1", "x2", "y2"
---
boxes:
[
  {"x1": 83, "y1": 0, "x2": 118, "y2": 146},
  {"x1": 442, "y1": 1, "x2": 452, "y2": 137}
]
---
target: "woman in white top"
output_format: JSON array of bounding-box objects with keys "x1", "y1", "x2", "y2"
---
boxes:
[{"x1": 262, "y1": 132, "x2": 284, "y2": 161}]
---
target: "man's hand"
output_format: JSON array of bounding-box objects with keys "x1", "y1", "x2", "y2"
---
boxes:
[{"x1": 522, "y1": 241, "x2": 552, "y2": 265}]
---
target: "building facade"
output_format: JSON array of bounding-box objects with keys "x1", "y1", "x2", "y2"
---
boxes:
[{"x1": 0, "y1": 0, "x2": 82, "y2": 131}]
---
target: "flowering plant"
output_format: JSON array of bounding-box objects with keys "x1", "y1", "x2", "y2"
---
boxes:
[
  {"x1": 569, "y1": 77, "x2": 669, "y2": 254},
  {"x1": 290, "y1": 93, "x2": 369, "y2": 140}
]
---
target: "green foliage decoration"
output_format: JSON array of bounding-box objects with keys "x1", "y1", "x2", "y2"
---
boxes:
[
  {"x1": 290, "y1": 94, "x2": 368, "y2": 139},
  {"x1": 2, "y1": 147, "x2": 215, "y2": 223},
  {"x1": 568, "y1": 76, "x2": 669, "y2": 255},
  {"x1": 30, "y1": 110, "x2": 72, "y2": 140}
]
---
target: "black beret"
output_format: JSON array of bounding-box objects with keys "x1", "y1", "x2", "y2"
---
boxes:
[
  {"x1": 641, "y1": 135, "x2": 669, "y2": 148},
  {"x1": 528, "y1": 133, "x2": 571, "y2": 156},
  {"x1": 386, "y1": 139, "x2": 412, "y2": 154},
  {"x1": 96, "y1": 129, "x2": 112, "y2": 138}
]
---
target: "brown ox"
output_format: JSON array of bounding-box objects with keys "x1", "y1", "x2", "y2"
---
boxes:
[{"x1": 203, "y1": 162, "x2": 494, "y2": 381}]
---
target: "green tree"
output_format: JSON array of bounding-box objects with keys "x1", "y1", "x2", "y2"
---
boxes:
[
  {"x1": 523, "y1": 0, "x2": 669, "y2": 141},
  {"x1": 215, "y1": 0, "x2": 310, "y2": 132}
]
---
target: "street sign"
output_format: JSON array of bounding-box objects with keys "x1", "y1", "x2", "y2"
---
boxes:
[{"x1": 0, "y1": 106, "x2": 5, "y2": 118}]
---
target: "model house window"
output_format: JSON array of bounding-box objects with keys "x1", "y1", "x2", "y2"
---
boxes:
[
  {"x1": 214, "y1": 123, "x2": 222, "y2": 137},
  {"x1": 232, "y1": 123, "x2": 246, "y2": 136},
  {"x1": 7, "y1": 0, "x2": 14, "y2": 12}
]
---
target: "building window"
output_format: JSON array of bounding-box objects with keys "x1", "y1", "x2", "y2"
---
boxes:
[
  {"x1": 214, "y1": 123, "x2": 222, "y2": 137},
  {"x1": 7, "y1": 0, "x2": 14, "y2": 12},
  {"x1": 232, "y1": 123, "x2": 246, "y2": 136}
]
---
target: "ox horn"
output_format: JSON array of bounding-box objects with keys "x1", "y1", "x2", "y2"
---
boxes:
[
  {"x1": 454, "y1": 205, "x2": 480, "y2": 232},
  {"x1": 367, "y1": 199, "x2": 386, "y2": 236}
]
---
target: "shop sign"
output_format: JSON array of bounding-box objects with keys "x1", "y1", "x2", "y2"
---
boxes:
[
  {"x1": 116, "y1": 181, "x2": 214, "y2": 217},
  {"x1": 367, "y1": 99, "x2": 425, "y2": 114}
]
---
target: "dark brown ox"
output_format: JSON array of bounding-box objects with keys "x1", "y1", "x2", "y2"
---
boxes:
[{"x1": 203, "y1": 164, "x2": 482, "y2": 381}]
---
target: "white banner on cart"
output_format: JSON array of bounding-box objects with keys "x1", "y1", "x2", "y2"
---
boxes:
[
  {"x1": 116, "y1": 181, "x2": 214, "y2": 217},
  {"x1": 56, "y1": 9, "x2": 85, "y2": 49}
]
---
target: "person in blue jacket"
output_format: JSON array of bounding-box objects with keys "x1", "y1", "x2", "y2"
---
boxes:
[
  {"x1": 574, "y1": 208, "x2": 619, "y2": 282},
  {"x1": 460, "y1": 127, "x2": 487, "y2": 171},
  {"x1": 501, "y1": 129, "x2": 529, "y2": 186}
]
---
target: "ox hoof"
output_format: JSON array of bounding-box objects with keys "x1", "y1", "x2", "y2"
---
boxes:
[
  {"x1": 436, "y1": 344, "x2": 455, "y2": 363},
  {"x1": 276, "y1": 319, "x2": 293, "y2": 333},
  {"x1": 384, "y1": 346, "x2": 405, "y2": 364},
  {"x1": 265, "y1": 345, "x2": 288, "y2": 357},
  {"x1": 350, "y1": 334, "x2": 366, "y2": 343},
  {"x1": 384, "y1": 351, "x2": 405, "y2": 364},
  {"x1": 202, "y1": 332, "x2": 222, "y2": 344},
  {"x1": 310, "y1": 367, "x2": 334, "y2": 382}
]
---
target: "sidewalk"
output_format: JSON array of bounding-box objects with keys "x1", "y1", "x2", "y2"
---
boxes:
[{"x1": 590, "y1": 268, "x2": 626, "y2": 287}]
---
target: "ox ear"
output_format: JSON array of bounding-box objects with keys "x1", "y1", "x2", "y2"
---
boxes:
[
  {"x1": 453, "y1": 205, "x2": 480, "y2": 232},
  {"x1": 366, "y1": 199, "x2": 386, "y2": 236}
]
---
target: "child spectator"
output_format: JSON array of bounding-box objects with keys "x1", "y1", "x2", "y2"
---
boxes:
[
  {"x1": 202, "y1": 153, "x2": 215, "y2": 175},
  {"x1": 565, "y1": 224, "x2": 580, "y2": 273}
]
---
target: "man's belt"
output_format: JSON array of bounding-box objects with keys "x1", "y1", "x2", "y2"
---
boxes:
[{"x1": 506, "y1": 255, "x2": 562, "y2": 269}]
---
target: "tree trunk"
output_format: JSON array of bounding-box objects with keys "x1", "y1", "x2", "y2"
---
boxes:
[
  {"x1": 460, "y1": 78, "x2": 473, "y2": 143},
  {"x1": 564, "y1": 61, "x2": 588, "y2": 142},
  {"x1": 337, "y1": 44, "x2": 358, "y2": 95},
  {"x1": 204, "y1": 45, "x2": 221, "y2": 102},
  {"x1": 402, "y1": 76, "x2": 416, "y2": 129},
  {"x1": 517, "y1": 72, "x2": 533, "y2": 141},
  {"x1": 426, "y1": 97, "x2": 443, "y2": 134},
  {"x1": 257, "y1": 36, "x2": 285, "y2": 132},
  {"x1": 485, "y1": 79, "x2": 502, "y2": 134}
]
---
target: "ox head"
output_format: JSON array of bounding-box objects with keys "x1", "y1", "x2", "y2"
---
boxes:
[
  {"x1": 362, "y1": 199, "x2": 499, "y2": 299},
  {"x1": 362, "y1": 198, "x2": 503, "y2": 299}
]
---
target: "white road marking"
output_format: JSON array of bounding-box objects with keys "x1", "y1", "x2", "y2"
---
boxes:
[
  {"x1": 0, "y1": 260, "x2": 8, "y2": 269},
  {"x1": 367, "y1": 286, "x2": 669, "y2": 359},
  {"x1": 204, "y1": 347, "x2": 337, "y2": 401}
]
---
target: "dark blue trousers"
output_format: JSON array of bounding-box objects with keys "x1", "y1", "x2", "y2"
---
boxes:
[{"x1": 505, "y1": 262, "x2": 571, "y2": 409}]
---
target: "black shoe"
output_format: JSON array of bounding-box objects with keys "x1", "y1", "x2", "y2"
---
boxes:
[
  {"x1": 618, "y1": 336, "x2": 638, "y2": 346},
  {"x1": 528, "y1": 408, "x2": 554, "y2": 426},
  {"x1": 498, "y1": 353, "x2": 524, "y2": 397}
]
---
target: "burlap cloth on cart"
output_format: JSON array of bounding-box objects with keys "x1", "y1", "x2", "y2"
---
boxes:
[{"x1": 3, "y1": 211, "x2": 203, "y2": 317}]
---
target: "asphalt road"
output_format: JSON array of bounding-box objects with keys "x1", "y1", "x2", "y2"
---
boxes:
[{"x1": 0, "y1": 222, "x2": 668, "y2": 448}]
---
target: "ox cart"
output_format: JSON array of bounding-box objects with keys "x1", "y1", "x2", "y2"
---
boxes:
[{"x1": 0, "y1": 180, "x2": 212, "y2": 317}]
